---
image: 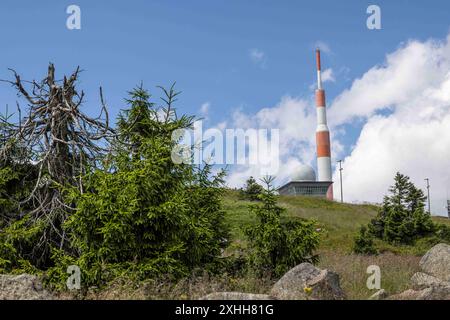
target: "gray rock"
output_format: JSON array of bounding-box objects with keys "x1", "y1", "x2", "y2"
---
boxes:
[
  {"x1": 419, "y1": 243, "x2": 450, "y2": 281},
  {"x1": 369, "y1": 289, "x2": 388, "y2": 300},
  {"x1": 270, "y1": 263, "x2": 345, "y2": 300},
  {"x1": 390, "y1": 284, "x2": 450, "y2": 300},
  {"x1": 411, "y1": 272, "x2": 449, "y2": 290},
  {"x1": 416, "y1": 285, "x2": 450, "y2": 300},
  {"x1": 385, "y1": 244, "x2": 450, "y2": 301},
  {"x1": 200, "y1": 292, "x2": 274, "y2": 300},
  {"x1": 0, "y1": 274, "x2": 53, "y2": 300},
  {"x1": 389, "y1": 289, "x2": 424, "y2": 300}
]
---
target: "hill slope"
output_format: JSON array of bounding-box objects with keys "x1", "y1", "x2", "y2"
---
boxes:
[
  {"x1": 55, "y1": 190, "x2": 450, "y2": 300},
  {"x1": 223, "y1": 190, "x2": 449, "y2": 299}
]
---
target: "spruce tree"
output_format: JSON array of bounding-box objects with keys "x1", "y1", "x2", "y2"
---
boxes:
[
  {"x1": 369, "y1": 172, "x2": 433, "y2": 244},
  {"x1": 241, "y1": 176, "x2": 263, "y2": 201},
  {"x1": 353, "y1": 226, "x2": 378, "y2": 255},
  {"x1": 50, "y1": 85, "x2": 230, "y2": 287},
  {"x1": 245, "y1": 176, "x2": 320, "y2": 277}
]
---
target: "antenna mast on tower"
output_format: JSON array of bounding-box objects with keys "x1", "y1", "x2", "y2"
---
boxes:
[{"x1": 315, "y1": 49, "x2": 333, "y2": 200}]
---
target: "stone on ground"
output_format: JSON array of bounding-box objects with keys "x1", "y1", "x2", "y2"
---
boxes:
[
  {"x1": 0, "y1": 274, "x2": 53, "y2": 300},
  {"x1": 419, "y1": 243, "x2": 450, "y2": 281},
  {"x1": 269, "y1": 263, "x2": 345, "y2": 300},
  {"x1": 200, "y1": 292, "x2": 274, "y2": 300}
]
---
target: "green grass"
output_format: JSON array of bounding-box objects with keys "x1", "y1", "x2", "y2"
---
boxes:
[
  {"x1": 223, "y1": 190, "x2": 377, "y2": 253},
  {"x1": 279, "y1": 194, "x2": 377, "y2": 252},
  {"x1": 433, "y1": 216, "x2": 450, "y2": 226},
  {"x1": 221, "y1": 189, "x2": 449, "y2": 299},
  {"x1": 69, "y1": 189, "x2": 448, "y2": 300}
]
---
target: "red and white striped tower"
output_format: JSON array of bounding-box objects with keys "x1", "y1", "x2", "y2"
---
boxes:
[{"x1": 315, "y1": 49, "x2": 333, "y2": 200}]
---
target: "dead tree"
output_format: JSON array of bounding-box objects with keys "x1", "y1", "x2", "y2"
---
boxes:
[{"x1": 0, "y1": 63, "x2": 115, "y2": 267}]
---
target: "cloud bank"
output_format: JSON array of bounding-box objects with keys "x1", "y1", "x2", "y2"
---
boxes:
[
  {"x1": 222, "y1": 34, "x2": 450, "y2": 215},
  {"x1": 224, "y1": 96, "x2": 343, "y2": 189},
  {"x1": 330, "y1": 35, "x2": 450, "y2": 215}
]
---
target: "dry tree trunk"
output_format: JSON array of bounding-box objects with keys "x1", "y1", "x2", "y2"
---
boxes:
[{"x1": 0, "y1": 63, "x2": 115, "y2": 267}]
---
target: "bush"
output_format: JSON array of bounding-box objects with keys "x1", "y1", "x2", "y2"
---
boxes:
[
  {"x1": 0, "y1": 167, "x2": 17, "y2": 224},
  {"x1": 353, "y1": 226, "x2": 378, "y2": 255},
  {"x1": 434, "y1": 223, "x2": 450, "y2": 243},
  {"x1": 0, "y1": 139, "x2": 37, "y2": 228},
  {"x1": 0, "y1": 143, "x2": 40, "y2": 271},
  {"x1": 244, "y1": 177, "x2": 320, "y2": 277},
  {"x1": 240, "y1": 176, "x2": 263, "y2": 201}
]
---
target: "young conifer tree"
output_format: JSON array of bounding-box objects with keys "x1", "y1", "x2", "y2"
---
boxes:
[
  {"x1": 245, "y1": 176, "x2": 320, "y2": 277},
  {"x1": 54, "y1": 84, "x2": 230, "y2": 287},
  {"x1": 368, "y1": 172, "x2": 434, "y2": 244},
  {"x1": 241, "y1": 176, "x2": 263, "y2": 201}
]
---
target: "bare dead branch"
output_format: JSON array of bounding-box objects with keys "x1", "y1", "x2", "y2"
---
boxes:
[{"x1": 0, "y1": 63, "x2": 116, "y2": 265}]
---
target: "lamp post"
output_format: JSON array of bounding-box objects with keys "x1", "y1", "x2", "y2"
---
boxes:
[{"x1": 337, "y1": 160, "x2": 343, "y2": 203}]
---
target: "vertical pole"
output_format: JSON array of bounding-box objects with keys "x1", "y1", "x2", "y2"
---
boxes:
[
  {"x1": 447, "y1": 189, "x2": 450, "y2": 219},
  {"x1": 447, "y1": 200, "x2": 450, "y2": 219},
  {"x1": 337, "y1": 160, "x2": 343, "y2": 203},
  {"x1": 425, "y1": 178, "x2": 430, "y2": 214}
]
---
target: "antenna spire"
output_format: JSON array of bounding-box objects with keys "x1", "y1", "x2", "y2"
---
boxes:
[{"x1": 316, "y1": 49, "x2": 322, "y2": 89}]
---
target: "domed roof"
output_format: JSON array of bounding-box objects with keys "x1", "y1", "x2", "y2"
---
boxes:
[{"x1": 291, "y1": 165, "x2": 316, "y2": 182}]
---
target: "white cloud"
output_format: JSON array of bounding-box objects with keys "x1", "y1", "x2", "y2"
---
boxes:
[
  {"x1": 314, "y1": 41, "x2": 332, "y2": 54},
  {"x1": 331, "y1": 34, "x2": 450, "y2": 215},
  {"x1": 216, "y1": 121, "x2": 227, "y2": 131},
  {"x1": 220, "y1": 34, "x2": 450, "y2": 215},
  {"x1": 224, "y1": 96, "x2": 343, "y2": 188},
  {"x1": 328, "y1": 38, "x2": 448, "y2": 126},
  {"x1": 249, "y1": 48, "x2": 267, "y2": 69},
  {"x1": 310, "y1": 68, "x2": 335, "y2": 90},
  {"x1": 321, "y1": 68, "x2": 335, "y2": 83},
  {"x1": 199, "y1": 102, "x2": 210, "y2": 119}
]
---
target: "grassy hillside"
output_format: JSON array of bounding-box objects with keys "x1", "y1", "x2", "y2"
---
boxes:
[
  {"x1": 65, "y1": 189, "x2": 449, "y2": 300},
  {"x1": 222, "y1": 189, "x2": 449, "y2": 299}
]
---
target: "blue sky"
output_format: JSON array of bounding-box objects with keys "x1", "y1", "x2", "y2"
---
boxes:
[
  {"x1": 1, "y1": 0, "x2": 448, "y2": 122},
  {"x1": 1, "y1": 1, "x2": 450, "y2": 212}
]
